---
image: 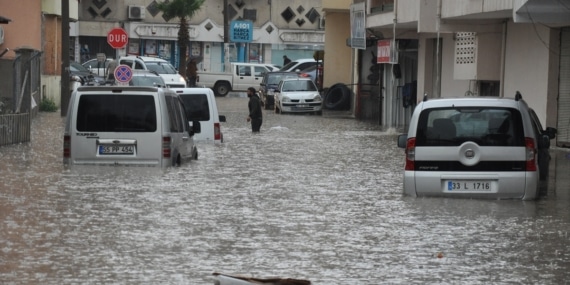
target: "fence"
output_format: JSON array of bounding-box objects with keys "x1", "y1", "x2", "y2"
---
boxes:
[
  {"x1": 0, "y1": 48, "x2": 41, "y2": 146},
  {"x1": 0, "y1": 113, "x2": 31, "y2": 146}
]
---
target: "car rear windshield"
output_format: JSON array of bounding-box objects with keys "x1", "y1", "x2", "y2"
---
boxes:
[
  {"x1": 179, "y1": 94, "x2": 210, "y2": 121},
  {"x1": 415, "y1": 107, "x2": 524, "y2": 147},
  {"x1": 76, "y1": 95, "x2": 157, "y2": 132}
]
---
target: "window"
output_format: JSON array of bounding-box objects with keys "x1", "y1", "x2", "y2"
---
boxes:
[
  {"x1": 76, "y1": 95, "x2": 156, "y2": 132},
  {"x1": 415, "y1": 107, "x2": 524, "y2": 147},
  {"x1": 180, "y1": 94, "x2": 210, "y2": 121}
]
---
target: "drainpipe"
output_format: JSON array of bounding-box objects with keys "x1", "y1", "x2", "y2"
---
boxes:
[{"x1": 500, "y1": 20, "x2": 507, "y2": 97}]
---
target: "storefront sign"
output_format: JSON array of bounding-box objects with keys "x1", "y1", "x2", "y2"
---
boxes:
[
  {"x1": 377, "y1": 39, "x2": 397, "y2": 64},
  {"x1": 230, "y1": 20, "x2": 253, "y2": 43},
  {"x1": 350, "y1": 2, "x2": 366, "y2": 50}
]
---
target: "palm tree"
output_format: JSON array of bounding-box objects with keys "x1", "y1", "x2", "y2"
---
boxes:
[{"x1": 156, "y1": 0, "x2": 205, "y2": 78}]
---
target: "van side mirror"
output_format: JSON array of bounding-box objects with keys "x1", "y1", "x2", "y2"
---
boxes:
[
  {"x1": 544, "y1": 127, "x2": 557, "y2": 140},
  {"x1": 219, "y1": 115, "x2": 226, "y2": 122}
]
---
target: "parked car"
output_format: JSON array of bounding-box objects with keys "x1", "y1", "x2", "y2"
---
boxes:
[
  {"x1": 298, "y1": 63, "x2": 323, "y2": 88},
  {"x1": 82, "y1": 58, "x2": 113, "y2": 77},
  {"x1": 279, "y1": 58, "x2": 317, "y2": 72},
  {"x1": 171, "y1": 87, "x2": 227, "y2": 144},
  {"x1": 258, "y1": 71, "x2": 301, "y2": 110},
  {"x1": 119, "y1": 56, "x2": 187, "y2": 88},
  {"x1": 274, "y1": 77, "x2": 323, "y2": 115},
  {"x1": 128, "y1": 70, "x2": 167, "y2": 87},
  {"x1": 64, "y1": 86, "x2": 199, "y2": 169},
  {"x1": 70, "y1": 61, "x2": 105, "y2": 86},
  {"x1": 197, "y1": 62, "x2": 272, "y2": 96},
  {"x1": 396, "y1": 92, "x2": 557, "y2": 200},
  {"x1": 265, "y1": 64, "x2": 281, "y2": 71}
]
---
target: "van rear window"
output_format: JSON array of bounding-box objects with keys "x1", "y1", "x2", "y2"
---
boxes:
[
  {"x1": 180, "y1": 94, "x2": 210, "y2": 121},
  {"x1": 415, "y1": 107, "x2": 524, "y2": 147},
  {"x1": 76, "y1": 95, "x2": 157, "y2": 132}
]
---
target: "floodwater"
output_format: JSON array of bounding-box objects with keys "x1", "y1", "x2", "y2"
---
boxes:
[{"x1": 1, "y1": 95, "x2": 570, "y2": 284}]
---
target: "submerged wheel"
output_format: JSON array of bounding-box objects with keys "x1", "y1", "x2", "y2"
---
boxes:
[{"x1": 213, "y1": 82, "x2": 231, "y2": 96}]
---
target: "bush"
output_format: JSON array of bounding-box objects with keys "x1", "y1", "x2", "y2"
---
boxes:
[{"x1": 39, "y1": 97, "x2": 58, "y2": 112}]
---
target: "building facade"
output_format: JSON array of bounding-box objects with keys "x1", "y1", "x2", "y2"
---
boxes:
[{"x1": 75, "y1": 0, "x2": 325, "y2": 73}]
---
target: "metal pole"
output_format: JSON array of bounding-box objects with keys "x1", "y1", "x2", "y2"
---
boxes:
[
  {"x1": 223, "y1": 0, "x2": 231, "y2": 73},
  {"x1": 61, "y1": 0, "x2": 70, "y2": 116}
]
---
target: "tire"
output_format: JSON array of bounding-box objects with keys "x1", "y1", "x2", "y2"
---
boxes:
[
  {"x1": 324, "y1": 83, "x2": 350, "y2": 110},
  {"x1": 213, "y1": 82, "x2": 231, "y2": 97}
]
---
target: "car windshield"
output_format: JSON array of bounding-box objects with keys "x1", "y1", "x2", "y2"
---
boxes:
[
  {"x1": 268, "y1": 74, "x2": 298, "y2": 85},
  {"x1": 129, "y1": 75, "x2": 166, "y2": 87},
  {"x1": 70, "y1": 62, "x2": 89, "y2": 72},
  {"x1": 145, "y1": 62, "x2": 178, "y2": 74},
  {"x1": 279, "y1": 61, "x2": 299, "y2": 71},
  {"x1": 415, "y1": 107, "x2": 525, "y2": 147},
  {"x1": 281, "y1": 80, "x2": 317, "y2": 92}
]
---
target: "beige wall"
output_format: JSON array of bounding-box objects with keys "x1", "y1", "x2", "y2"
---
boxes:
[
  {"x1": 503, "y1": 21, "x2": 557, "y2": 127},
  {"x1": 323, "y1": 12, "x2": 352, "y2": 88},
  {"x1": 0, "y1": 0, "x2": 42, "y2": 59}
]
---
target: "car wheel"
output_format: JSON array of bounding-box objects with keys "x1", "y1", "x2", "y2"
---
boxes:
[{"x1": 214, "y1": 82, "x2": 231, "y2": 97}]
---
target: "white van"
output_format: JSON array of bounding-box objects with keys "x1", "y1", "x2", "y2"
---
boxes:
[
  {"x1": 119, "y1": 56, "x2": 187, "y2": 88},
  {"x1": 63, "y1": 86, "x2": 199, "y2": 168},
  {"x1": 171, "y1": 87, "x2": 226, "y2": 144}
]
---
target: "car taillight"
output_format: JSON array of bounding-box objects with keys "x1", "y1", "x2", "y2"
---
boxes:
[
  {"x1": 525, "y1": 137, "x2": 537, "y2": 171},
  {"x1": 162, "y1": 136, "x2": 171, "y2": 158},
  {"x1": 405, "y1": 137, "x2": 416, "y2": 170},
  {"x1": 63, "y1": 135, "x2": 71, "y2": 158},
  {"x1": 214, "y1": 122, "x2": 221, "y2": 141}
]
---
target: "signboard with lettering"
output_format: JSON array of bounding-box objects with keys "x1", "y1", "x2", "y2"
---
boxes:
[
  {"x1": 377, "y1": 39, "x2": 397, "y2": 64},
  {"x1": 230, "y1": 20, "x2": 253, "y2": 43},
  {"x1": 350, "y1": 2, "x2": 366, "y2": 50}
]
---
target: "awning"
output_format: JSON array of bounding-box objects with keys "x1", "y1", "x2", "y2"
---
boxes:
[
  {"x1": 0, "y1": 15, "x2": 11, "y2": 24},
  {"x1": 515, "y1": 0, "x2": 570, "y2": 27}
]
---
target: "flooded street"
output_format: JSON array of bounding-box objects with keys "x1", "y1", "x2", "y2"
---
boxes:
[{"x1": 1, "y1": 95, "x2": 570, "y2": 284}]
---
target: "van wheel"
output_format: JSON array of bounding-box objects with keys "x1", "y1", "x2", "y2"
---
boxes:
[{"x1": 214, "y1": 82, "x2": 231, "y2": 97}]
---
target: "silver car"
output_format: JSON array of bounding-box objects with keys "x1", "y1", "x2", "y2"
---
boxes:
[
  {"x1": 274, "y1": 77, "x2": 323, "y2": 115},
  {"x1": 397, "y1": 92, "x2": 557, "y2": 200}
]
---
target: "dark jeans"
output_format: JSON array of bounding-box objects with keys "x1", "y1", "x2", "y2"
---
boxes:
[
  {"x1": 251, "y1": 119, "x2": 262, "y2": 132},
  {"x1": 188, "y1": 76, "x2": 197, "y2": 87}
]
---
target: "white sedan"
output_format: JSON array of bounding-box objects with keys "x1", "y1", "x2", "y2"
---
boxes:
[{"x1": 274, "y1": 77, "x2": 323, "y2": 115}]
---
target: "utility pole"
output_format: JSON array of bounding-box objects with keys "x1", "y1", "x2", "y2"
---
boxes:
[
  {"x1": 223, "y1": 0, "x2": 230, "y2": 73},
  {"x1": 61, "y1": 0, "x2": 70, "y2": 116}
]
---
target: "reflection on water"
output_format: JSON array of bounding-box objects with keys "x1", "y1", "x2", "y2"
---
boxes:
[{"x1": 1, "y1": 104, "x2": 570, "y2": 284}]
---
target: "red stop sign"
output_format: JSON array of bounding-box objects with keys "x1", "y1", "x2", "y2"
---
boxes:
[{"x1": 107, "y1": 27, "x2": 128, "y2": 49}]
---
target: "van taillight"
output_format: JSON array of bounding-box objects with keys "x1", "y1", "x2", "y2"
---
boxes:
[
  {"x1": 162, "y1": 136, "x2": 171, "y2": 158},
  {"x1": 405, "y1": 137, "x2": 416, "y2": 171},
  {"x1": 63, "y1": 135, "x2": 71, "y2": 158},
  {"x1": 525, "y1": 137, "x2": 537, "y2": 171},
  {"x1": 214, "y1": 123, "x2": 221, "y2": 140}
]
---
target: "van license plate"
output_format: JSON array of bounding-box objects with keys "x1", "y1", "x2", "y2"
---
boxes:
[
  {"x1": 445, "y1": 180, "x2": 496, "y2": 193},
  {"x1": 99, "y1": 145, "x2": 135, "y2": 155}
]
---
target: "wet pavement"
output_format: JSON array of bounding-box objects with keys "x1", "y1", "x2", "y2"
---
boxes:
[{"x1": 1, "y1": 95, "x2": 570, "y2": 284}]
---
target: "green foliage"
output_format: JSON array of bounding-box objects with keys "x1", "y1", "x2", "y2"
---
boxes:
[{"x1": 39, "y1": 97, "x2": 58, "y2": 112}]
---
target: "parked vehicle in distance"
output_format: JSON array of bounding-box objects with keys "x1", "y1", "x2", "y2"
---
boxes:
[
  {"x1": 171, "y1": 87, "x2": 227, "y2": 144},
  {"x1": 70, "y1": 61, "x2": 105, "y2": 86},
  {"x1": 274, "y1": 77, "x2": 323, "y2": 115},
  {"x1": 279, "y1": 58, "x2": 317, "y2": 72},
  {"x1": 258, "y1": 71, "x2": 301, "y2": 110},
  {"x1": 397, "y1": 92, "x2": 557, "y2": 200},
  {"x1": 265, "y1": 64, "x2": 281, "y2": 71},
  {"x1": 128, "y1": 70, "x2": 167, "y2": 87},
  {"x1": 82, "y1": 58, "x2": 113, "y2": 77},
  {"x1": 299, "y1": 63, "x2": 323, "y2": 88},
  {"x1": 63, "y1": 86, "x2": 199, "y2": 169},
  {"x1": 119, "y1": 56, "x2": 187, "y2": 88},
  {"x1": 197, "y1": 62, "x2": 272, "y2": 96}
]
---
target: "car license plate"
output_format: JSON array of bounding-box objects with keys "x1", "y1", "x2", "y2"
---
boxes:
[
  {"x1": 98, "y1": 145, "x2": 135, "y2": 155},
  {"x1": 444, "y1": 180, "x2": 496, "y2": 193}
]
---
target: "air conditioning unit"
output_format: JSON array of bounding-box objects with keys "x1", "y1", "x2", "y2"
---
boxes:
[
  {"x1": 128, "y1": 5, "x2": 146, "y2": 20},
  {"x1": 319, "y1": 17, "x2": 325, "y2": 29}
]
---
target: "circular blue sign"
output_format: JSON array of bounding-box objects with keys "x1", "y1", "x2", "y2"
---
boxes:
[{"x1": 114, "y1": 65, "x2": 133, "y2": 83}]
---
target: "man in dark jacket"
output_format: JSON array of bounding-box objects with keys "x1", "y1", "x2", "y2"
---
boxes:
[{"x1": 246, "y1": 87, "x2": 262, "y2": 132}]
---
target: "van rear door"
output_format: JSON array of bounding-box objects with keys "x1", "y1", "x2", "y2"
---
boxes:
[{"x1": 71, "y1": 92, "x2": 162, "y2": 167}]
